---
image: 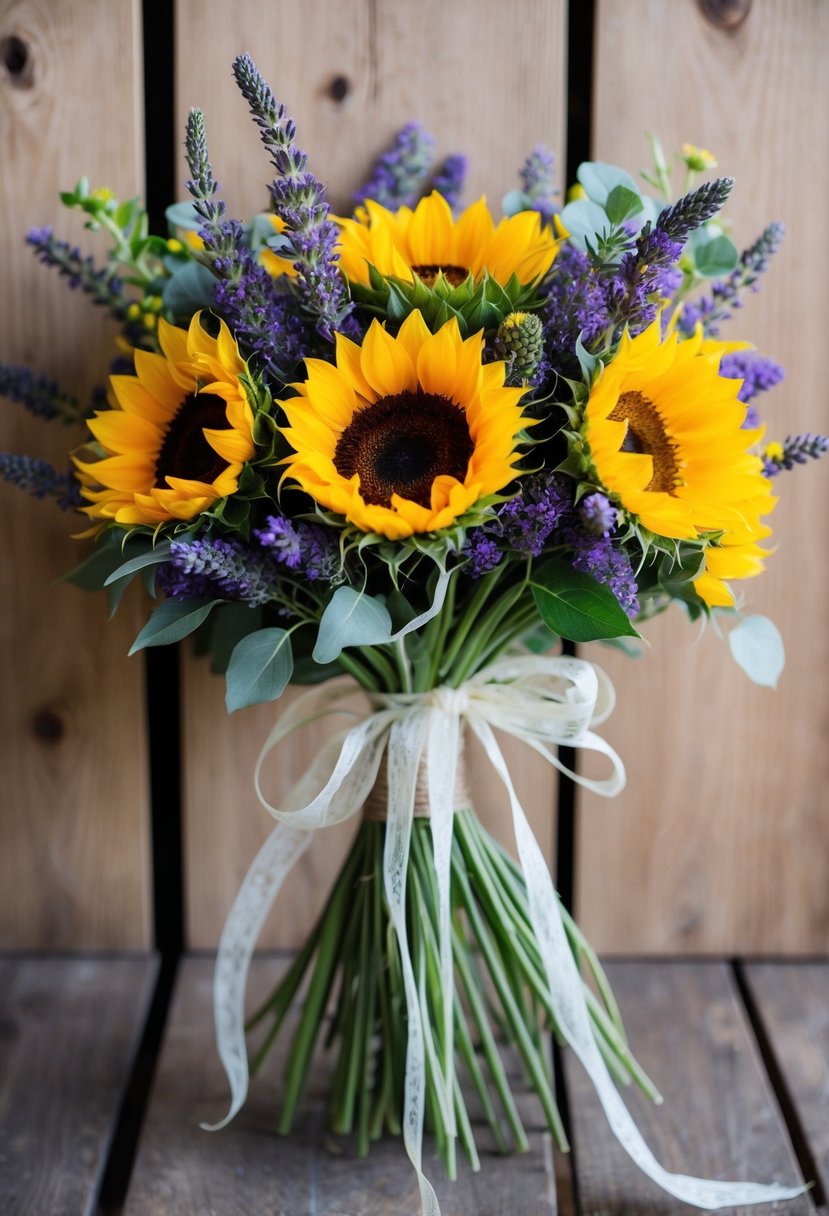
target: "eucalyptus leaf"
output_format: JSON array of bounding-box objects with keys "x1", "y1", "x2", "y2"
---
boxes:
[
  {"x1": 61, "y1": 535, "x2": 149, "y2": 591},
  {"x1": 576, "y1": 161, "x2": 639, "y2": 206},
  {"x1": 225, "y1": 628, "x2": 294, "y2": 712},
  {"x1": 530, "y1": 558, "x2": 639, "y2": 642},
  {"x1": 165, "y1": 200, "x2": 203, "y2": 232},
  {"x1": 559, "y1": 199, "x2": 610, "y2": 251},
  {"x1": 604, "y1": 184, "x2": 644, "y2": 226},
  {"x1": 312, "y1": 587, "x2": 392, "y2": 664},
  {"x1": 103, "y1": 542, "x2": 172, "y2": 586},
  {"x1": 693, "y1": 233, "x2": 739, "y2": 277},
  {"x1": 728, "y1": 615, "x2": 785, "y2": 688},
  {"x1": 163, "y1": 260, "x2": 217, "y2": 317},
  {"x1": 128, "y1": 598, "x2": 221, "y2": 654},
  {"x1": 501, "y1": 188, "x2": 531, "y2": 217}
]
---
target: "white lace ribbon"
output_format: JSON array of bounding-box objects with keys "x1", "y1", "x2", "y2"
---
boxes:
[{"x1": 206, "y1": 655, "x2": 806, "y2": 1210}]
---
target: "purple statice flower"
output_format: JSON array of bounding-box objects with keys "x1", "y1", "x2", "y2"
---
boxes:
[
  {"x1": 27, "y1": 227, "x2": 127, "y2": 318},
  {"x1": 718, "y1": 352, "x2": 785, "y2": 404},
  {"x1": 519, "y1": 145, "x2": 558, "y2": 225},
  {"x1": 461, "y1": 530, "x2": 502, "y2": 578},
  {"x1": 230, "y1": 55, "x2": 355, "y2": 343},
  {"x1": 540, "y1": 243, "x2": 611, "y2": 377},
  {"x1": 678, "y1": 222, "x2": 785, "y2": 338},
  {"x1": 763, "y1": 433, "x2": 829, "y2": 478},
  {"x1": 254, "y1": 513, "x2": 340, "y2": 582},
  {"x1": 0, "y1": 365, "x2": 81, "y2": 423},
  {"x1": 354, "y1": 122, "x2": 435, "y2": 210},
  {"x1": 0, "y1": 453, "x2": 81, "y2": 509},
  {"x1": 497, "y1": 474, "x2": 572, "y2": 556},
  {"x1": 569, "y1": 532, "x2": 639, "y2": 617},
  {"x1": 160, "y1": 536, "x2": 283, "y2": 605},
  {"x1": 430, "y1": 154, "x2": 467, "y2": 212},
  {"x1": 579, "y1": 492, "x2": 618, "y2": 536}
]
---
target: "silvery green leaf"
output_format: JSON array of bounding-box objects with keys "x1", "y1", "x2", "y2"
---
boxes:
[
  {"x1": 225, "y1": 628, "x2": 294, "y2": 712},
  {"x1": 163, "y1": 260, "x2": 217, "y2": 316},
  {"x1": 560, "y1": 199, "x2": 610, "y2": 251},
  {"x1": 103, "y1": 542, "x2": 172, "y2": 585},
  {"x1": 576, "y1": 162, "x2": 639, "y2": 206},
  {"x1": 728, "y1": 615, "x2": 785, "y2": 688},
  {"x1": 165, "y1": 200, "x2": 203, "y2": 232},
  {"x1": 129, "y1": 598, "x2": 221, "y2": 654},
  {"x1": 312, "y1": 587, "x2": 392, "y2": 664},
  {"x1": 501, "y1": 188, "x2": 531, "y2": 217}
]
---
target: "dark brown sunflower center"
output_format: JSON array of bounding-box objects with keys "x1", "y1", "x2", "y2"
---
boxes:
[
  {"x1": 411, "y1": 263, "x2": 470, "y2": 289},
  {"x1": 608, "y1": 390, "x2": 680, "y2": 494},
  {"x1": 155, "y1": 392, "x2": 230, "y2": 488},
  {"x1": 333, "y1": 390, "x2": 474, "y2": 508}
]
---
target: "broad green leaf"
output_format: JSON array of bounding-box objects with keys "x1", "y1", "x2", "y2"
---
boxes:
[
  {"x1": 694, "y1": 233, "x2": 738, "y2": 277},
  {"x1": 103, "y1": 542, "x2": 172, "y2": 585},
  {"x1": 501, "y1": 188, "x2": 532, "y2": 217},
  {"x1": 728, "y1": 615, "x2": 785, "y2": 688},
  {"x1": 559, "y1": 199, "x2": 610, "y2": 251},
  {"x1": 128, "y1": 598, "x2": 220, "y2": 654},
  {"x1": 165, "y1": 200, "x2": 203, "y2": 232},
  {"x1": 225, "y1": 628, "x2": 294, "y2": 712},
  {"x1": 604, "y1": 184, "x2": 644, "y2": 226},
  {"x1": 312, "y1": 587, "x2": 392, "y2": 664},
  {"x1": 576, "y1": 161, "x2": 638, "y2": 206},
  {"x1": 162, "y1": 260, "x2": 217, "y2": 317},
  {"x1": 530, "y1": 558, "x2": 639, "y2": 642}
]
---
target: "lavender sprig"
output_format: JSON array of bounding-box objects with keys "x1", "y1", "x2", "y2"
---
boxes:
[
  {"x1": 719, "y1": 352, "x2": 785, "y2": 404},
  {"x1": 679, "y1": 222, "x2": 785, "y2": 337},
  {"x1": 602, "y1": 178, "x2": 733, "y2": 335},
  {"x1": 354, "y1": 122, "x2": 435, "y2": 210},
  {"x1": 184, "y1": 109, "x2": 309, "y2": 383},
  {"x1": 430, "y1": 154, "x2": 467, "y2": 212},
  {"x1": 231, "y1": 53, "x2": 354, "y2": 342},
  {"x1": 159, "y1": 537, "x2": 284, "y2": 605},
  {"x1": 519, "y1": 145, "x2": 558, "y2": 225},
  {"x1": 763, "y1": 433, "x2": 829, "y2": 477},
  {"x1": 27, "y1": 227, "x2": 127, "y2": 318},
  {"x1": 0, "y1": 365, "x2": 82, "y2": 423},
  {"x1": 0, "y1": 453, "x2": 81, "y2": 509}
]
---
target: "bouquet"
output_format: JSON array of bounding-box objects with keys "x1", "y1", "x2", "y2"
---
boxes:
[{"x1": 3, "y1": 52, "x2": 824, "y2": 1213}]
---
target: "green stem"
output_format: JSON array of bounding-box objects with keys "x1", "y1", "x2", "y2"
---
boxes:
[{"x1": 437, "y1": 566, "x2": 506, "y2": 679}]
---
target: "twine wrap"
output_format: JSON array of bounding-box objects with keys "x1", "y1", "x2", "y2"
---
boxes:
[{"x1": 205, "y1": 654, "x2": 806, "y2": 1213}]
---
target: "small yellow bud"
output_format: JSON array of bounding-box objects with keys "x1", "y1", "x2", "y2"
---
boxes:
[
  {"x1": 90, "y1": 186, "x2": 115, "y2": 203},
  {"x1": 166, "y1": 237, "x2": 184, "y2": 254},
  {"x1": 504, "y1": 312, "x2": 528, "y2": 330},
  {"x1": 566, "y1": 183, "x2": 586, "y2": 203},
  {"x1": 681, "y1": 144, "x2": 717, "y2": 172},
  {"x1": 146, "y1": 295, "x2": 164, "y2": 313},
  {"x1": 143, "y1": 313, "x2": 158, "y2": 331},
  {"x1": 763, "y1": 441, "x2": 784, "y2": 463},
  {"x1": 126, "y1": 302, "x2": 142, "y2": 321},
  {"x1": 183, "y1": 230, "x2": 205, "y2": 251}
]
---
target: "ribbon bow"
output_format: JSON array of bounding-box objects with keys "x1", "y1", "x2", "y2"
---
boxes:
[{"x1": 206, "y1": 654, "x2": 805, "y2": 1213}]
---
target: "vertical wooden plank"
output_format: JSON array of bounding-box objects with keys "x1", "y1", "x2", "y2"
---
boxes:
[
  {"x1": 576, "y1": 0, "x2": 829, "y2": 952},
  {"x1": 174, "y1": 0, "x2": 567, "y2": 947},
  {"x1": 0, "y1": 0, "x2": 151, "y2": 947}
]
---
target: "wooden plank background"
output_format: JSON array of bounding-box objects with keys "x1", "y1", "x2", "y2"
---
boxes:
[
  {"x1": 0, "y1": 0, "x2": 151, "y2": 948},
  {"x1": 577, "y1": 0, "x2": 829, "y2": 954},
  {"x1": 0, "y1": 0, "x2": 826, "y2": 955}
]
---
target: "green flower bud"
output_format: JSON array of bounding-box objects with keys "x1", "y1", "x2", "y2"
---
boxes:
[{"x1": 494, "y1": 311, "x2": 544, "y2": 385}]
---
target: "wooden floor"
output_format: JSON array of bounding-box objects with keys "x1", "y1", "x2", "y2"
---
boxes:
[{"x1": 0, "y1": 957, "x2": 826, "y2": 1216}]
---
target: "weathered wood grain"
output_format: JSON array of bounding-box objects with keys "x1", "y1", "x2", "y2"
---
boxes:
[
  {"x1": 0, "y1": 0, "x2": 151, "y2": 947},
  {"x1": 743, "y1": 962, "x2": 829, "y2": 1204},
  {"x1": 124, "y1": 955, "x2": 557, "y2": 1216},
  {"x1": 563, "y1": 962, "x2": 813, "y2": 1214},
  {"x1": 0, "y1": 955, "x2": 157, "y2": 1216},
  {"x1": 577, "y1": 0, "x2": 829, "y2": 953},
  {"x1": 174, "y1": 0, "x2": 568, "y2": 948}
]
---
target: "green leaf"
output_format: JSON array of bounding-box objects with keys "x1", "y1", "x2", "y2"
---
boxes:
[
  {"x1": 103, "y1": 542, "x2": 172, "y2": 586},
  {"x1": 693, "y1": 232, "x2": 738, "y2": 277},
  {"x1": 576, "y1": 162, "x2": 638, "y2": 206},
  {"x1": 728, "y1": 615, "x2": 785, "y2": 688},
  {"x1": 61, "y1": 535, "x2": 147, "y2": 591},
  {"x1": 559, "y1": 199, "x2": 610, "y2": 251},
  {"x1": 604, "y1": 184, "x2": 644, "y2": 226},
  {"x1": 165, "y1": 200, "x2": 203, "y2": 232},
  {"x1": 501, "y1": 188, "x2": 532, "y2": 217},
  {"x1": 313, "y1": 587, "x2": 392, "y2": 664},
  {"x1": 530, "y1": 557, "x2": 639, "y2": 642},
  {"x1": 225, "y1": 628, "x2": 294, "y2": 712},
  {"x1": 208, "y1": 602, "x2": 263, "y2": 673},
  {"x1": 128, "y1": 598, "x2": 221, "y2": 654}
]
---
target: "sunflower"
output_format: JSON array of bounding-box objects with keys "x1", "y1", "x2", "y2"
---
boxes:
[
  {"x1": 279, "y1": 311, "x2": 527, "y2": 540},
  {"x1": 74, "y1": 313, "x2": 257, "y2": 527},
  {"x1": 582, "y1": 319, "x2": 776, "y2": 606},
  {"x1": 334, "y1": 192, "x2": 557, "y2": 290}
]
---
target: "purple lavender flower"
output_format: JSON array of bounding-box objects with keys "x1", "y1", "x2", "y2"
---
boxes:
[
  {"x1": 0, "y1": 365, "x2": 81, "y2": 423},
  {"x1": 430, "y1": 154, "x2": 467, "y2": 212},
  {"x1": 540, "y1": 243, "x2": 611, "y2": 377},
  {"x1": 0, "y1": 453, "x2": 81, "y2": 509},
  {"x1": 160, "y1": 537, "x2": 282, "y2": 605},
  {"x1": 569, "y1": 532, "x2": 639, "y2": 617},
  {"x1": 497, "y1": 475, "x2": 572, "y2": 556},
  {"x1": 763, "y1": 433, "x2": 829, "y2": 478},
  {"x1": 254, "y1": 513, "x2": 340, "y2": 581},
  {"x1": 579, "y1": 492, "x2": 618, "y2": 536},
  {"x1": 354, "y1": 122, "x2": 435, "y2": 210},
  {"x1": 27, "y1": 227, "x2": 127, "y2": 317},
  {"x1": 719, "y1": 352, "x2": 785, "y2": 404},
  {"x1": 519, "y1": 145, "x2": 558, "y2": 225},
  {"x1": 461, "y1": 531, "x2": 502, "y2": 578},
  {"x1": 679, "y1": 222, "x2": 785, "y2": 338}
]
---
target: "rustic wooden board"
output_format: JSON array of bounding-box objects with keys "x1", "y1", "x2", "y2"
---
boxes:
[
  {"x1": 563, "y1": 962, "x2": 813, "y2": 1214},
  {"x1": 577, "y1": 0, "x2": 829, "y2": 952},
  {"x1": 124, "y1": 955, "x2": 557, "y2": 1215},
  {"x1": 174, "y1": 0, "x2": 568, "y2": 948},
  {"x1": 0, "y1": 0, "x2": 152, "y2": 947},
  {"x1": 743, "y1": 962, "x2": 829, "y2": 1204},
  {"x1": 0, "y1": 955, "x2": 158, "y2": 1216}
]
